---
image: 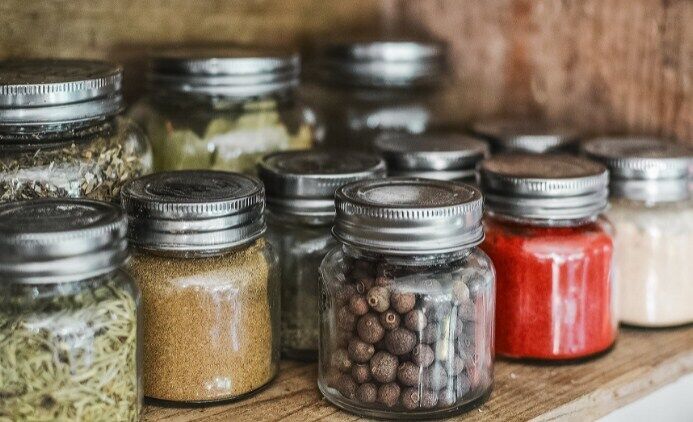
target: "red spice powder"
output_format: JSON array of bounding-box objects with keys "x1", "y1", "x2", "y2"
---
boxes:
[{"x1": 481, "y1": 216, "x2": 616, "y2": 360}]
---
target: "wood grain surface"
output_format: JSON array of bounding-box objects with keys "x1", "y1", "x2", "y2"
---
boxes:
[{"x1": 143, "y1": 326, "x2": 693, "y2": 421}]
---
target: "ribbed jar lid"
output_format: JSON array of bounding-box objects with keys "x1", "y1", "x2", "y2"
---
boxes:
[
  {"x1": 333, "y1": 178, "x2": 483, "y2": 255},
  {"x1": 374, "y1": 132, "x2": 489, "y2": 180},
  {"x1": 582, "y1": 137, "x2": 691, "y2": 202},
  {"x1": 149, "y1": 47, "x2": 300, "y2": 97},
  {"x1": 471, "y1": 119, "x2": 579, "y2": 153},
  {"x1": 0, "y1": 59, "x2": 123, "y2": 126},
  {"x1": 315, "y1": 40, "x2": 447, "y2": 87},
  {"x1": 0, "y1": 199, "x2": 127, "y2": 283},
  {"x1": 258, "y1": 150, "x2": 386, "y2": 218},
  {"x1": 479, "y1": 154, "x2": 609, "y2": 220},
  {"x1": 121, "y1": 171, "x2": 265, "y2": 253}
]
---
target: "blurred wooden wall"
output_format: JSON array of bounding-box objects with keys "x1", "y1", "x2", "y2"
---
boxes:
[{"x1": 1, "y1": 0, "x2": 690, "y2": 144}]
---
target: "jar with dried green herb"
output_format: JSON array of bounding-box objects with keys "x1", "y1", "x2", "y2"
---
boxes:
[
  {"x1": 122, "y1": 170, "x2": 279, "y2": 403},
  {"x1": 131, "y1": 48, "x2": 315, "y2": 175},
  {"x1": 0, "y1": 199, "x2": 141, "y2": 421},
  {"x1": 0, "y1": 59, "x2": 152, "y2": 203}
]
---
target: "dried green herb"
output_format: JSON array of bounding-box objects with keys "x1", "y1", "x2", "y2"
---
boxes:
[{"x1": 0, "y1": 277, "x2": 139, "y2": 421}]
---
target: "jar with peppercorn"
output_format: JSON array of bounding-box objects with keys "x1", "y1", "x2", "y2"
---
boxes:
[
  {"x1": 479, "y1": 154, "x2": 616, "y2": 360},
  {"x1": 319, "y1": 178, "x2": 495, "y2": 419}
]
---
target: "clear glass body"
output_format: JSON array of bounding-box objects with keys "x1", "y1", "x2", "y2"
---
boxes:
[
  {"x1": 126, "y1": 238, "x2": 280, "y2": 403},
  {"x1": 131, "y1": 90, "x2": 315, "y2": 175},
  {"x1": 302, "y1": 83, "x2": 450, "y2": 152},
  {"x1": 0, "y1": 116, "x2": 152, "y2": 202},
  {"x1": 0, "y1": 269, "x2": 142, "y2": 421},
  {"x1": 318, "y1": 245, "x2": 495, "y2": 419},
  {"x1": 266, "y1": 212, "x2": 337, "y2": 360},
  {"x1": 482, "y1": 214, "x2": 617, "y2": 360},
  {"x1": 607, "y1": 197, "x2": 693, "y2": 327}
]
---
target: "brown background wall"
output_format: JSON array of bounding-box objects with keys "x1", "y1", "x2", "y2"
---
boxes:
[{"x1": 1, "y1": 0, "x2": 691, "y2": 144}]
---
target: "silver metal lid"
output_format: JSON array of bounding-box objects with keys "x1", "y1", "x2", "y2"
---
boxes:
[
  {"x1": 479, "y1": 154, "x2": 609, "y2": 220},
  {"x1": 0, "y1": 59, "x2": 123, "y2": 126},
  {"x1": 582, "y1": 137, "x2": 692, "y2": 202},
  {"x1": 149, "y1": 47, "x2": 300, "y2": 97},
  {"x1": 0, "y1": 199, "x2": 127, "y2": 283},
  {"x1": 471, "y1": 119, "x2": 579, "y2": 153},
  {"x1": 333, "y1": 178, "x2": 483, "y2": 255},
  {"x1": 258, "y1": 150, "x2": 386, "y2": 218},
  {"x1": 121, "y1": 171, "x2": 265, "y2": 253},
  {"x1": 315, "y1": 41, "x2": 447, "y2": 87},
  {"x1": 374, "y1": 132, "x2": 489, "y2": 181}
]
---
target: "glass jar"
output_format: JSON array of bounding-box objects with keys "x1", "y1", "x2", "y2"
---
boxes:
[
  {"x1": 131, "y1": 48, "x2": 315, "y2": 175},
  {"x1": 318, "y1": 179, "x2": 495, "y2": 419},
  {"x1": 583, "y1": 137, "x2": 693, "y2": 327},
  {"x1": 471, "y1": 119, "x2": 579, "y2": 154},
  {"x1": 374, "y1": 131, "x2": 488, "y2": 183},
  {"x1": 122, "y1": 170, "x2": 279, "y2": 403},
  {"x1": 0, "y1": 59, "x2": 152, "y2": 202},
  {"x1": 479, "y1": 154, "x2": 616, "y2": 360},
  {"x1": 304, "y1": 41, "x2": 450, "y2": 152},
  {"x1": 258, "y1": 150, "x2": 386, "y2": 360},
  {"x1": 0, "y1": 199, "x2": 141, "y2": 421}
]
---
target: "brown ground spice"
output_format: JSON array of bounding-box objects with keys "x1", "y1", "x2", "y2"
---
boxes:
[{"x1": 127, "y1": 239, "x2": 277, "y2": 402}]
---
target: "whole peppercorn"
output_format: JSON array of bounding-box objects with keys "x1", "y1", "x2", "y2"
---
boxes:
[
  {"x1": 336, "y1": 374, "x2": 357, "y2": 399},
  {"x1": 325, "y1": 368, "x2": 341, "y2": 389},
  {"x1": 370, "y1": 351, "x2": 398, "y2": 383},
  {"x1": 375, "y1": 275, "x2": 394, "y2": 288},
  {"x1": 452, "y1": 279, "x2": 471, "y2": 303},
  {"x1": 421, "y1": 390, "x2": 439, "y2": 409},
  {"x1": 377, "y1": 382, "x2": 401, "y2": 408},
  {"x1": 391, "y1": 291, "x2": 416, "y2": 314},
  {"x1": 335, "y1": 284, "x2": 356, "y2": 305},
  {"x1": 385, "y1": 328, "x2": 417, "y2": 355},
  {"x1": 357, "y1": 313, "x2": 385, "y2": 344},
  {"x1": 456, "y1": 373, "x2": 472, "y2": 398},
  {"x1": 348, "y1": 294, "x2": 369, "y2": 316},
  {"x1": 336, "y1": 306, "x2": 356, "y2": 332},
  {"x1": 423, "y1": 363, "x2": 448, "y2": 390},
  {"x1": 366, "y1": 286, "x2": 390, "y2": 312},
  {"x1": 412, "y1": 344, "x2": 435, "y2": 367},
  {"x1": 331, "y1": 348, "x2": 352, "y2": 373},
  {"x1": 348, "y1": 338, "x2": 375, "y2": 363},
  {"x1": 355, "y1": 277, "x2": 375, "y2": 294},
  {"x1": 457, "y1": 302, "x2": 476, "y2": 321},
  {"x1": 397, "y1": 361, "x2": 422, "y2": 386},
  {"x1": 419, "y1": 321, "x2": 439, "y2": 344},
  {"x1": 422, "y1": 299, "x2": 452, "y2": 322},
  {"x1": 357, "y1": 383, "x2": 378, "y2": 403},
  {"x1": 401, "y1": 387, "x2": 421, "y2": 410},
  {"x1": 404, "y1": 309, "x2": 427, "y2": 332},
  {"x1": 452, "y1": 355, "x2": 465, "y2": 375},
  {"x1": 351, "y1": 364, "x2": 372, "y2": 384},
  {"x1": 379, "y1": 310, "x2": 401, "y2": 330}
]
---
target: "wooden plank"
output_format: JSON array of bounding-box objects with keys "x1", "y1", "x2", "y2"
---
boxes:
[{"x1": 143, "y1": 326, "x2": 693, "y2": 421}]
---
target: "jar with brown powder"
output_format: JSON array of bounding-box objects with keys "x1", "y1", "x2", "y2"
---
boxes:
[{"x1": 122, "y1": 170, "x2": 279, "y2": 403}]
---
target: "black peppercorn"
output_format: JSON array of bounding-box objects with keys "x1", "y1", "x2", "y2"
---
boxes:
[
  {"x1": 423, "y1": 363, "x2": 448, "y2": 390},
  {"x1": 370, "y1": 351, "x2": 398, "y2": 383},
  {"x1": 412, "y1": 344, "x2": 435, "y2": 368},
  {"x1": 377, "y1": 382, "x2": 401, "y2": 408},
  {"x1": 404, "y1": 309, "x2": 427, "y2": 331},
  {"x1": 391, "y1": 291, "x2": 416, "y2": 314},
  {"x1": 357, "y1": 382, "x2": 378, "y2": 403},
  {"x1": 335, "y1": 284, "x2": 356, "y2": 305},
  {"x1": 401, "y1": 387, "x2": 420, "y2": 410},
  {"x1": 366, "y1": 286, "x2": 390, "y2": 312},
  {"x1": 379, "y1": 310, "x2": 400, "y2": 330},
  {"x1": 336, "y1": 306, "x2": 356, "y2": 332},
  {"x1": 347, "y1": 338, "x2": 375, "y2": 363},
  {"x1": 351, "y1": 364, "x2": 372, "y2": 384},
  {"x1": 357, "y1": 313, "x2": 385, "y2": 344},
  {"x1": 385, "y1": 328, "x2": 416, "y2": 355},
  {"x1": 348, "y1": 294, "x2": 369, "y2": 316},
  {"x1": 421, "y1": 390, "x2": 439, "y2": 409},
  {"x1": 331, "y1": 348, "x2": 352, "y2": 373},
  {"x1": 419, "y1": 321, "x2": 439, "y2": 344},
  {"x1": 396, "y1": 361, "x2": 422, "y2": 386},
  {"x1": 336, "y1": 374, "x2": 357, "y2": 399},
  {"x1": 355, "y1": 276, "x2": 375, "y2": 294}
]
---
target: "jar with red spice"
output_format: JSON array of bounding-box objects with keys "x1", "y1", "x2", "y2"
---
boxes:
[{"x1": 479, "y1": 154, "x2": 616, "y2": 360}]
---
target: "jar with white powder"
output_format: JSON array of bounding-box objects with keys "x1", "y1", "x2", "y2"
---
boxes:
[{"x1": 583, "y1": 137, "x2": 693, "y2": 327}]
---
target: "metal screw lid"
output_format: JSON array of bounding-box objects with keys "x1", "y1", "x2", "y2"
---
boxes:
[
  {"x1": 374, "y1": 132, "x2": 489, "y2": 181},
  {"x1": 121, "y1": 170, "x2": 265, "y2": 253},
  {"x1": 149, "y1": 47, "x2": 300, "y2": 97},
  {"x1": 258, "y1": 150, "x2": 386, "y2": 218},
  {"x1": 581, "y1": 137, "x2": 692, "y2": 202},
  {"x1": 0, "y1": 199, "x2": 127, "y2": 283},
  {"x1": 333, "y1": 178, "x2": 484, "y2": 255},
  {"x1": 479, "y1": 154, "x2": 609, "y2": 220},
  {"x1": 471, "y1": 119, "x2": 579, "y2": 153},
  {"x1": 315, "y1": 40, "x2": 447, "y2": 88},
  {"x1": 0, "y1": 59, "x2": 123, "y2": 126}
]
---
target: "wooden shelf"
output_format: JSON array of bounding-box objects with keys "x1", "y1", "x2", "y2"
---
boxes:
[{"x1": 143, "y1": 326, "x2": 693, "y2": 421}]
